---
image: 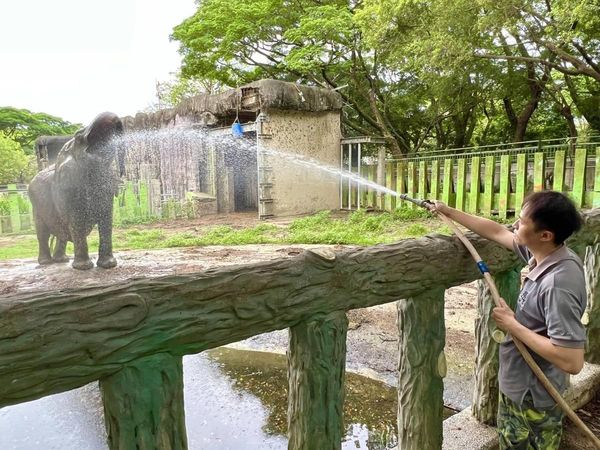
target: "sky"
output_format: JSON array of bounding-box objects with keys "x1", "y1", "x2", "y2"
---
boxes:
[{"x1": 0, "y1": 0, "x2": 198, "y2": 125}]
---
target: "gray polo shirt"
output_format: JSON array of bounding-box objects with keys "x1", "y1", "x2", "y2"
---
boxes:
[{"x1": 499, "y1": 242, "x2": 587, "y2": 408}]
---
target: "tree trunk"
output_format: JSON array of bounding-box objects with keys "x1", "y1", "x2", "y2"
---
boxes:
[
  {"x1": 100, "y1": 352, "x2": 187, "y2": 450},
  {"x1": 287, "y1": 311, "x2": 348, "y2": 450},
  {"x1": 585, "y1": 243, "x2": 600, "y2": 363},
  {"x1": 471, "y1": 268, "x2": 521, "y2": 424},
  {"x1": 397, "y1": 287, "x2": 446, "y2": 450}
]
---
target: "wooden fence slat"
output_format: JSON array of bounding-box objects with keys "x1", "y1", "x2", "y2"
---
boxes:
[
  {"x1": 442, "y1": 158, "x2": 453, "y2": 206},
  {"x1": 483, "y1": 156, "x2": 495, "y2": 216},
  {"x1": 7, "y1": 184, "x2": 21, "y2": 232},
  {"x1": 499, "y1": 155, "x2": 511, "y2": 219},
  {"x1": 396, "y1": 161, "x2": 406, "y2": 195},
  {"x1": 386, "y1": 162, "x2": 396, "y2": 210},
  {"x1": 456, "y1": 159, "x2": 467, "y2": 212},
  {"x1": 418, "y1": 161, "x2": 428, "y2": 204},
  {"x1": 468, "y1": 157, "x2": 481, "y2": 214},
  {"x1": 407, "y1": 162, "x2": 417, "y2": 209},
  {"x1": 431, "y1": 160, "x2": 440, "y2": 200},
  {"x1": 515, "y1": 154, "x2": 527, "y2": 217},
  {"x1": 573, "y1": 147, "x2": 588, "y2": 207},
  {"x1": 533, "y1": 152, "x2": 545, "y2": 192},
  {"x1": 553, "y1": 150, "x2": 566, "y2": 192},
  {"x1": 369, "y1": 165, "x2": 377, "y2": 207},
  {"x1": 360, "y1": 165, "x2": 369, "y2": 208}
]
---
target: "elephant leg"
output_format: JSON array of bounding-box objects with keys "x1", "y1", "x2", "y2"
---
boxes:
[
  {"x1": 96, "y1": 204, "x2": 116, "y2": 269},
  {"x1": 35, "y1": 221, "x2": 53, "y2": 265},
  {"x1": 71, "y1": 226, "x2": 93, "y2": 270},
  {"x1": 52, "y1": 238, "x2": 69, "y2": 263}
]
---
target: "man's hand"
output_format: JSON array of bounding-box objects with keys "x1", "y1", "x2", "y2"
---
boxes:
[
  {"x1": 431, "y1": 200, "x2": 451, "y2": 215},
  {"x1": 492, "y1": 297, "x2": 518, "y2": 332}
]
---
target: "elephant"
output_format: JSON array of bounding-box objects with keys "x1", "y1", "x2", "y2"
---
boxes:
[{"x1": 28, "y1": 112, "x2": 126, "y2": 270}]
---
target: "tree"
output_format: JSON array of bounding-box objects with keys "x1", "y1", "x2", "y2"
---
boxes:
[
  {"x1": 0, "y1": 107, "x2": 80, "y2": 154},
  {"x1": 171, "y1": 0, "x2": 442, "y2": 156},
  {"x1": 0, "y1": 135, "x2": 36, "y2": 184}
]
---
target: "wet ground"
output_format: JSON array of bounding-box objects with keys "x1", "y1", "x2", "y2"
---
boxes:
[{"x1": 0, "y1": 347, "x2": 406, "y2": 450}]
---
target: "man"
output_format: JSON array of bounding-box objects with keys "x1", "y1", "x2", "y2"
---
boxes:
[{"x1": 433, "y1": 191, "x2": 586, "y2": 449}]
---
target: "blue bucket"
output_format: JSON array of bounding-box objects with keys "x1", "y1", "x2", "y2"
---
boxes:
[{"x1": 231, "y1": 121, "x2": 244, "y2": 137}]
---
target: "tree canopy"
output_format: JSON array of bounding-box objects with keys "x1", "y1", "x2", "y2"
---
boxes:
[
  {"x1": 0, "y1": 107, "x2": 80, "y2": 155},
  {"x1": 170, "y1": 0, "x2": 600, "y2": 154}
]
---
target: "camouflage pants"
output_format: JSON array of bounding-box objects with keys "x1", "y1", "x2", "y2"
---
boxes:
[{"x1": 497, "y1": 391, "x2": 564, "y2": 450}]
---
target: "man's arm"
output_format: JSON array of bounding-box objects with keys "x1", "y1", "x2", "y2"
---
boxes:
[
  {"x1": 493, "y1": 298, "x2": 585, "y2": 374},
  {"x1": 433, "y1": 202, "x2": 514, "y2": 250}
]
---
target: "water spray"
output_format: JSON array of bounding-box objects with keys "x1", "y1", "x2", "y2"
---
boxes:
[{"x1": 400, "y1": 193, "x2": 600, "y2": 448}]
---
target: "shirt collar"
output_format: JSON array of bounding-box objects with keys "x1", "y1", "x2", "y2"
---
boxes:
[{"x1": 526, "y1": 245, "x2": 572, "y2": 281}]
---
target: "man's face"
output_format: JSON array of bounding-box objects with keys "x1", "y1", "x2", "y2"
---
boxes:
[{"x1": 512, "y1": 207, "x2": 540, "y2": 247}]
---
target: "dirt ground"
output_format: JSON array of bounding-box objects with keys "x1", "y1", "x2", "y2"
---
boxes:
[{"x1": 1, "y1": 211, "x2": 598, "y2": 447}]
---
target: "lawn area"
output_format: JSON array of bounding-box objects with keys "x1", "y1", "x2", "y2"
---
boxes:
[{"x1": 0, "y1": 208, "x2": 462, "y2": 260}]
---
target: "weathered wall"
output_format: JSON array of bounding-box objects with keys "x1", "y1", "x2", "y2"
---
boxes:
[{"x1": 259, "y1": 109, "x2": 341, "y2": 216}]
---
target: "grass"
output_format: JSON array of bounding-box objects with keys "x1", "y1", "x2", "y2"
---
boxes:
[{"x1": 0, "y1": 207, "x2": 483, "y2": 260}]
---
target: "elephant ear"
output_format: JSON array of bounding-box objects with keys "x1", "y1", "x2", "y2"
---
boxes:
[
  {"x1": 54, "y1": 128, "x2": 86, "y2": 169},
  {"x1": 84, "y1": 112, "x2": 123, "y2": 149}
]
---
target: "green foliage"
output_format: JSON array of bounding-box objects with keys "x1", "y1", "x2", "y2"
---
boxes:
[
  {"x1": 0, "y1": 107, "x2": 80, "y2": 154},
  {"x1": 0, "y1": 196, "x2": 10, "y2": 215},
  {"x1": 0, "y1": 135, "x2": 36, "y2": 184}
]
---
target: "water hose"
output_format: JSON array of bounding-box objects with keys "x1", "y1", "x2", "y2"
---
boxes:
[{"x1": 398, "y1": 193, "x2": 600, "y2": 448}]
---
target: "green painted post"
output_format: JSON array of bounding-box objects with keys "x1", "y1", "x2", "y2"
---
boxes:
[
  {"x1": 397, "y1": 288, "x2": 445, "y2": 449},
  {"x1": 442, "y1": 158, "x2": 453, "y2": 206},
  {"x1": 100, "y1": 353, "x2": 188, "y2": 450},
  {"x1": 139, "y1": 181, "x2": 150, "y2": 219},
  {"x1": 386, "y1": 162, "x2": 396, "y2": 210},
  {"x1": 407, "y1": 162, "x2": 417, "y2": 210},
  {"x1": 288, "y1": 311, "x2": 347, "y2": 450},
  {"x1": 456, "y1": 158, "x2": 467, "y2": 212},
  {"x1": 533, "y1": 153, "x2": 545, "y2": 192},
  {"x1": 360, "y1": 165, "x2": 369, "y2": 208},
  {"x1": 594, "y1": 148, "x2": 600, "y2": 209},
  {"x1": 369, "y1": 165, "x2": 377, "y2": 208},
  {"x1": 515, "y1": 154, "x2": 527, "y2": 217},
  {"x1": 418, "y1": 161, "x2": 428, "y2": 204},
  {"x1": 469, "y1": 157, "x2": 481, "y2": 214},
  {"x1": 498, "y1": 155, "x2": 511, "y2": 220},
  {"x1": 431, "y1": 160, "x2": 440, "y2": 200},
  {"x1": 396, "y1": 161, "x2": 406, "y2": 195},
  {"x1": 483, "y1": 156, "x2": 495, "y2": 216},
  {"x1": 7, "y1": 184, "x2": 21, "y2": 233},
  {"x1": 553, "y1": 150, "x2": 566, "y2": 193},
  {"x1": 573, "y1": 147, "x2": 588, "y2": 208}
]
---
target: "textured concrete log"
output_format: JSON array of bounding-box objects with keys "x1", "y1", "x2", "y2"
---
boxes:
[
  {"x1": 585, "y1": 243, "x2": 600, "y2": 363},
  {"x1": 471, "y1": 269, "x2": 521, "y2": 424},
  {"x1": 1, "y1": 210, "x2": 598, "y2": 409},
  {"x1": 397, "y1": 287, "x2": 445, "y2": 450},
  {"x1": 287, "y1": 311, "x2": 348, "y2": 450},
  {"x1": 100, "y1": 352, "x2": 187, "y2": 450}
]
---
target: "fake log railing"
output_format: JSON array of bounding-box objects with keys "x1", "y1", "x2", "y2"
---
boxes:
[{"x1": 1, "y1": 209, "x2": 599, "y2": 450}]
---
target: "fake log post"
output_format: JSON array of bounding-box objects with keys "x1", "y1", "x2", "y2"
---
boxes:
[{"x1": 0, "y1": 210, "x2": 598, "y2": 449}]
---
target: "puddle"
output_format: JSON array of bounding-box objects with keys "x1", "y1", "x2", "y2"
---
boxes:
[{"x1": 0, "y1": 347, "x2": 454, "y2": 449}]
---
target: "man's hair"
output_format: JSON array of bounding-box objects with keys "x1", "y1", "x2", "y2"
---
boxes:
[{"x1": 522, "y1": 191, "x2": 583, "y2": 245}]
